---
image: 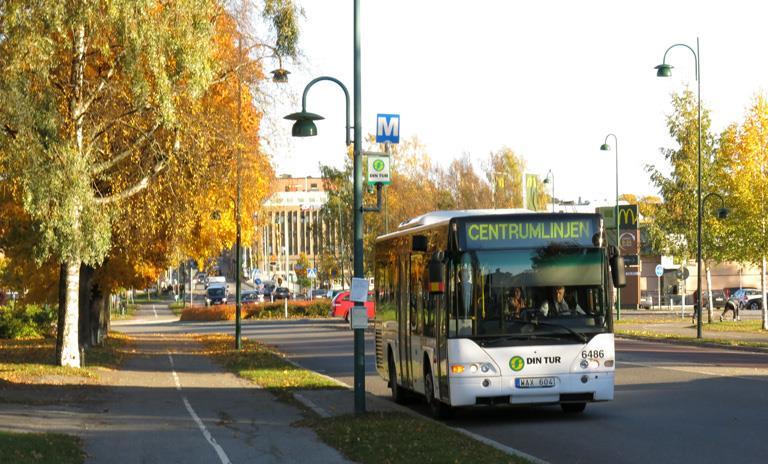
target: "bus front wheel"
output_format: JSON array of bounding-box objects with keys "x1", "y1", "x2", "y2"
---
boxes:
[
  {"x1": 425, "y1": 368, "x2": 452, "y2": 419},
  {"x1": 561, "y1": 402, "x2": 586, "y2": 413}
]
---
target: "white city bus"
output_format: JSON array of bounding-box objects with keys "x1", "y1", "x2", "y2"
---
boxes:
[{"x1": 373, "y1": 210, "x2": 626, "y2": 418}]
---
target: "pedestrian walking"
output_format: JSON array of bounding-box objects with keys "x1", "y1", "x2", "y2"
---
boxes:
[{"x1": 719, "y1": 299, "x2": 740, "y2": 322}]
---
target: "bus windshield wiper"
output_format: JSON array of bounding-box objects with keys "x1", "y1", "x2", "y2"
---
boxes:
[{"x1": 530, "y1": 320, "x2": 588, "y2": 343}]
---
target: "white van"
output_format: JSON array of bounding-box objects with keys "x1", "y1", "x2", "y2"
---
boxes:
[{"x1": 205, "y1": 276, "x2": 226, "y2": 288}]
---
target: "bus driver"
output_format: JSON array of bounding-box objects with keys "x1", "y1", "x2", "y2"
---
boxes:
[{"x1": 540, "y1": 285, "x2": 585, "y2": 317}]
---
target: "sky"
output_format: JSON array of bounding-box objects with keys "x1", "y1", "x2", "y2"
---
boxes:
[{"x1": 262, "y1": 0, "x2": 768, "y2": 207}]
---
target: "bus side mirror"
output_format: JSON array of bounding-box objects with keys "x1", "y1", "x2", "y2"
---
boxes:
[
  {"x1": 611, "y1": 254, "x2": 626, "y2": 288},
  {"x1": 428, "y1": 252, "x2": 445, "y2": 294},
  {"x1": 412, "y1": 235, "x2": 428, "y2": 252}
]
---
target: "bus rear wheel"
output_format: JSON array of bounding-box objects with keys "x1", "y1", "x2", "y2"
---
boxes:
[
  {"x1": 561, "y1": 402, "x2": 586, "y2": 413},
  {"x1": 389, "y1": 355, "x2": 407, "y2": 404}
]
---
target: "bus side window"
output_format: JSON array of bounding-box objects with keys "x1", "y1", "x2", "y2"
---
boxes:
[
  {"x1": 409, "y1": 254, "x2": 423, "y2": 335},
  {"x1": 423, "y1": 264, "x2": 435, "y2": 337}
]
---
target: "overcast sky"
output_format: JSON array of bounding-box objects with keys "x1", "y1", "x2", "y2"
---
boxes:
[{"x1": 264, "y1": 0, "x2": 768, "y2": 206}]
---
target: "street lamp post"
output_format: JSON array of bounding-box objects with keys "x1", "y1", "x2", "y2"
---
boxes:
[
  {"x1": 600, "y1": 134, "x2": 621, "y2": 320},
  {"x1": 284, "y1": 0, "x2": 366, "y2": 415},
  {"x1": 655, "y1": 38, "x2": 703, "y2": 338},
  {"x1": 543, "y1": 170, "x2": 554, "y2": 213},
  {"x1": 702, "y1": 192, "x2": 728, "y2": 322}
]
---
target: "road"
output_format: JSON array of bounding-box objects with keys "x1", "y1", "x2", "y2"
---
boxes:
[{"x1": 118, "y1": 309, "x2": 768, "y2": 464}]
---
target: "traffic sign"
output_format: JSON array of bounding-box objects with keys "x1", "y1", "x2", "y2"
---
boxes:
[
  {"x1": 375, "y1": 113, "x2": 400, "y2": 143},
  {"x1": 655, "y1": 264, "x2": 664, "y2": 277},
  {"x1": 307, "y1": 268, "x2": 317, "y2": 279},
  {"x1": 366, "y1": 153, "x2": 391, "y2": 185}
]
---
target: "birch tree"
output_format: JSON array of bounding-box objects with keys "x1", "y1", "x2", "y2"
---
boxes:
[
  {"x1": 719, "y1": 95, "x2": 768, "y2": 330},
  {"x1": 0, "y1": 1, "x2": 300, "y2": 366}
]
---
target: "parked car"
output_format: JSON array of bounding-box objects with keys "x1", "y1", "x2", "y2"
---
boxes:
[
  {"x1": 272, "y1": 287, "x2": 291, "y2": 300},
  {"x1": 723, "y1": 286, "x2": 757, "y2": 299},
  {"x1": 205, "y1": 285, "x2": 228, "y2": 306},
  {"x1": 728, "y1": 288, "x2": 761, "y2": 309},
  {"x1": 241, "y1": 290, "x2": 263, "y2": 303},
  {"x1": 743, "y1": 292, "x2": 767, "y2": 310},
  {"x1": 310, "y1": 289, "x2": 328, "y2": 299},
  {"x1": 330, "y1": 290, "x2": 375, "y2": 321},
  {"x1": 639, "y1": 292, "x2": 654, "y2": 309},
  {"x1": 326, "y1": 289, "x2": 343, "y2": 300},
  {"x1": 694, "y1": 289, "x2": 726, "y2": 309}
]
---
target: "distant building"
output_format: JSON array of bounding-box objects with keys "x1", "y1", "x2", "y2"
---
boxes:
[{"x1": 253, "y1": 175, "x2": 342, "y2": 288}]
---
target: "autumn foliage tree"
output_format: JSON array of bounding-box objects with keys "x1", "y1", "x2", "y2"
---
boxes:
[{"x1": 0, "y1": 0, "x2": 300, "y2": 366}]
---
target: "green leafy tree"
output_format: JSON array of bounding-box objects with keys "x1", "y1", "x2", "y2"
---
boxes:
[
  {"x1": 485, "y1": 146, "x2": 525, "y2": 209},
  {"x1": 718, "y1": 95, "x2": 768, "y2": 329},
  {"x1": 645, "y1": 89, "x2": 725, "y2": 306}
]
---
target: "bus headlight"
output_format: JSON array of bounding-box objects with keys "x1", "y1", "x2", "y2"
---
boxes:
[{"x1": 451, "y1": 363, "x2": 497, "y2": 375}]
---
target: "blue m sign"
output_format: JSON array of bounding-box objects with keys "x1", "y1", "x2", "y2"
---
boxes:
[{"x1": 375, "y1": 113, "x2": 400, "y2": 143}]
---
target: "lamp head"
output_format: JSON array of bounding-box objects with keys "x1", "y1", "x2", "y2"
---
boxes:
[
  {"x1": 542, "y1": 178, "x2": 550, "y2": 184},
  {"x1": 284, "y1": 111, "x2": 324, "y2": 137},
  {"x1": 655, "y1": 63, "x2": 673, "y2": 77},
  {"x1": 600, "y1": 143, "x2": 611, "y2": 151},
  {"x1": 270, "y1": 68, "x2": 290, "y2": 83},
  {"x1": 717, "y1": 208, "x2": 729, "y2": 220}
]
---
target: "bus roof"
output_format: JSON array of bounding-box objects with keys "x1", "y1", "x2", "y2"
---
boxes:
[{"x1": 377, "y1": 208, "x2": 546, "y2": 242}]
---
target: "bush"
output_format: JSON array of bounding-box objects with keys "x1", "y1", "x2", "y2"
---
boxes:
[
  {"x1": 178, "y1": 300, "x2": 332, "y2": 322},
  {"x1": 0, "y1": 304, "x2": 57, "y2": 339}
]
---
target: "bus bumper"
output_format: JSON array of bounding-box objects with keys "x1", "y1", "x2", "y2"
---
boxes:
[{"x1": 448, "y1": 372, "x2": 615, "y2": 407}]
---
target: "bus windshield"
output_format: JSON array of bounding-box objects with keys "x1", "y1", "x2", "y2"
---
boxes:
[{"x1": 449, "y1": 247, "x2": 608, "y2": 342}]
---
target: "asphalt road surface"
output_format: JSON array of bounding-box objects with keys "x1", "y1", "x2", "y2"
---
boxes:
[{"x1": 119, "y1": 311, "x2": 768, "y2": 464}]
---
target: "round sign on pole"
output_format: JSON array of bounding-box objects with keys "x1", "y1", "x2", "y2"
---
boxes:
[{"x1": 655, "y1": 264, "x2": 664, "y2": 277}]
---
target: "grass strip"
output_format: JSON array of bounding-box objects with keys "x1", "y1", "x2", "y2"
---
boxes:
[
  {"x1": 0, "y1": 334, "x2": 133, "y2": 383},
  {"x1": 0, "y1": 431, "x2": 84, "y2": 464},
  {"x1": 615, "y1": 329, "x2": 768, "y2": 349},
  {"x1": 197, "y1": 334, "x2": 342, "y2": 391},
  {"x1": 200, "y1": 334, "x2": 532, "y2": 463},
  {"x1": 699, "y1": 320, "x2": 767, "y2": 333},
  {"x1": 300, "y1": 412, "x2": 529, "y2": 464},
  {"x1": 616, "y1": 318, "x2": 767, "y2": 334}
]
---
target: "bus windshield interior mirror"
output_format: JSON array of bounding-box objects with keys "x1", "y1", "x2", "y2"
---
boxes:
[
  {"x1": 428, "y1": 252, "x2": 445, "y2": 294},
  {"x1": 610, "y1": 252, "x2": 627, "y2": 288},
  {"x1": 412, "y1": 235, "x2": 428, "y2": 252}
]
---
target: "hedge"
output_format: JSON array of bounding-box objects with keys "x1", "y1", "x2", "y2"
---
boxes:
[{"x1": 180, "y1": 300, "x2": 331, "y2": 322}]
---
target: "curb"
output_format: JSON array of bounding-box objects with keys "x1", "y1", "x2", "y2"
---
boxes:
[{"x1": 283, "y1": 357, "x2": 545, "y2": 464}]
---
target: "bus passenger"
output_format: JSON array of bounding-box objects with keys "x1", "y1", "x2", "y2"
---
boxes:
[
  {"x1": 505, "y1": 287, "x2": 524, "y2": 319},
  {"x1": 540, "y1": 285, "x2": 585, "y2": 317}
]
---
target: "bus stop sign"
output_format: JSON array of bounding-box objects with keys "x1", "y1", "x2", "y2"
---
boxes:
[{"x1": 375, "y1": 114, "x2": 400, "y2": 143}]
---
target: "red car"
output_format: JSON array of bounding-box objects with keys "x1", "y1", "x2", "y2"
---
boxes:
[{"x1": 330, "y1": 291, "x2": 376, "y2": 321}]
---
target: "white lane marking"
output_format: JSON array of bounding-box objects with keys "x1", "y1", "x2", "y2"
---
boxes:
[
  {"x1": 167, "y1": 353, "x2": 232, "y2": 464},
  {"x1": 152, "y1": 304, "x2": 158, "y2": 318},
  {"x1": 620, "y1": 360, "x2": 768, "y2": 382}
]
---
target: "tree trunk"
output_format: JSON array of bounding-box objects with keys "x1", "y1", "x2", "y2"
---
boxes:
[
  {"x1": 762, "y1": 256, "x2": 767, "y2": 330},
  {"x1": 705, "y1": 264, "x2": 713, "y2": 323},
  {"x1": 79, "y1": 264, "x2": 110, "y2": 348},
  {"x1": 55, "y1": 263, "x2": 67, "y2": 362},
  {"x1": 58, "y1": 260, "x2": 81, "y2": 367}
]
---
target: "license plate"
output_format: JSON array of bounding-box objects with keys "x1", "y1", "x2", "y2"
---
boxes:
[{"x1": 515, "y1": 376, "x2": 557, "y2": 388}]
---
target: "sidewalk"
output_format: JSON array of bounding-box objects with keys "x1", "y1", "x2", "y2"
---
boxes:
[
  {"x1": 82, "y1": 334, "x2": 353, "y2": 464},
  {"x1": 615, "y1": 311, "x2": 768, "y2": 351}
]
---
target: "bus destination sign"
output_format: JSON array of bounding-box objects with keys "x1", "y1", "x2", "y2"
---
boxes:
[{"x1": 460, "y1": 217, "x2": 598, "y2": 250}]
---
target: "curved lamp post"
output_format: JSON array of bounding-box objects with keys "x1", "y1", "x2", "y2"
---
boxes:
[
  {"x1": 284, "y1": 0, "x2": 366, "y2": 415},
  {"x1": 655, "y1": 38, "x2": 703, "y2": 338},
  {"x1": 600, "y1": 134, "x2": 621, "y2": 320},
  {"x1": 543, "y1": 170, "x2": 554, "y2": 213},
  {"x1": 702, "y1": 192, "x2": 728, "y2": 322}
]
